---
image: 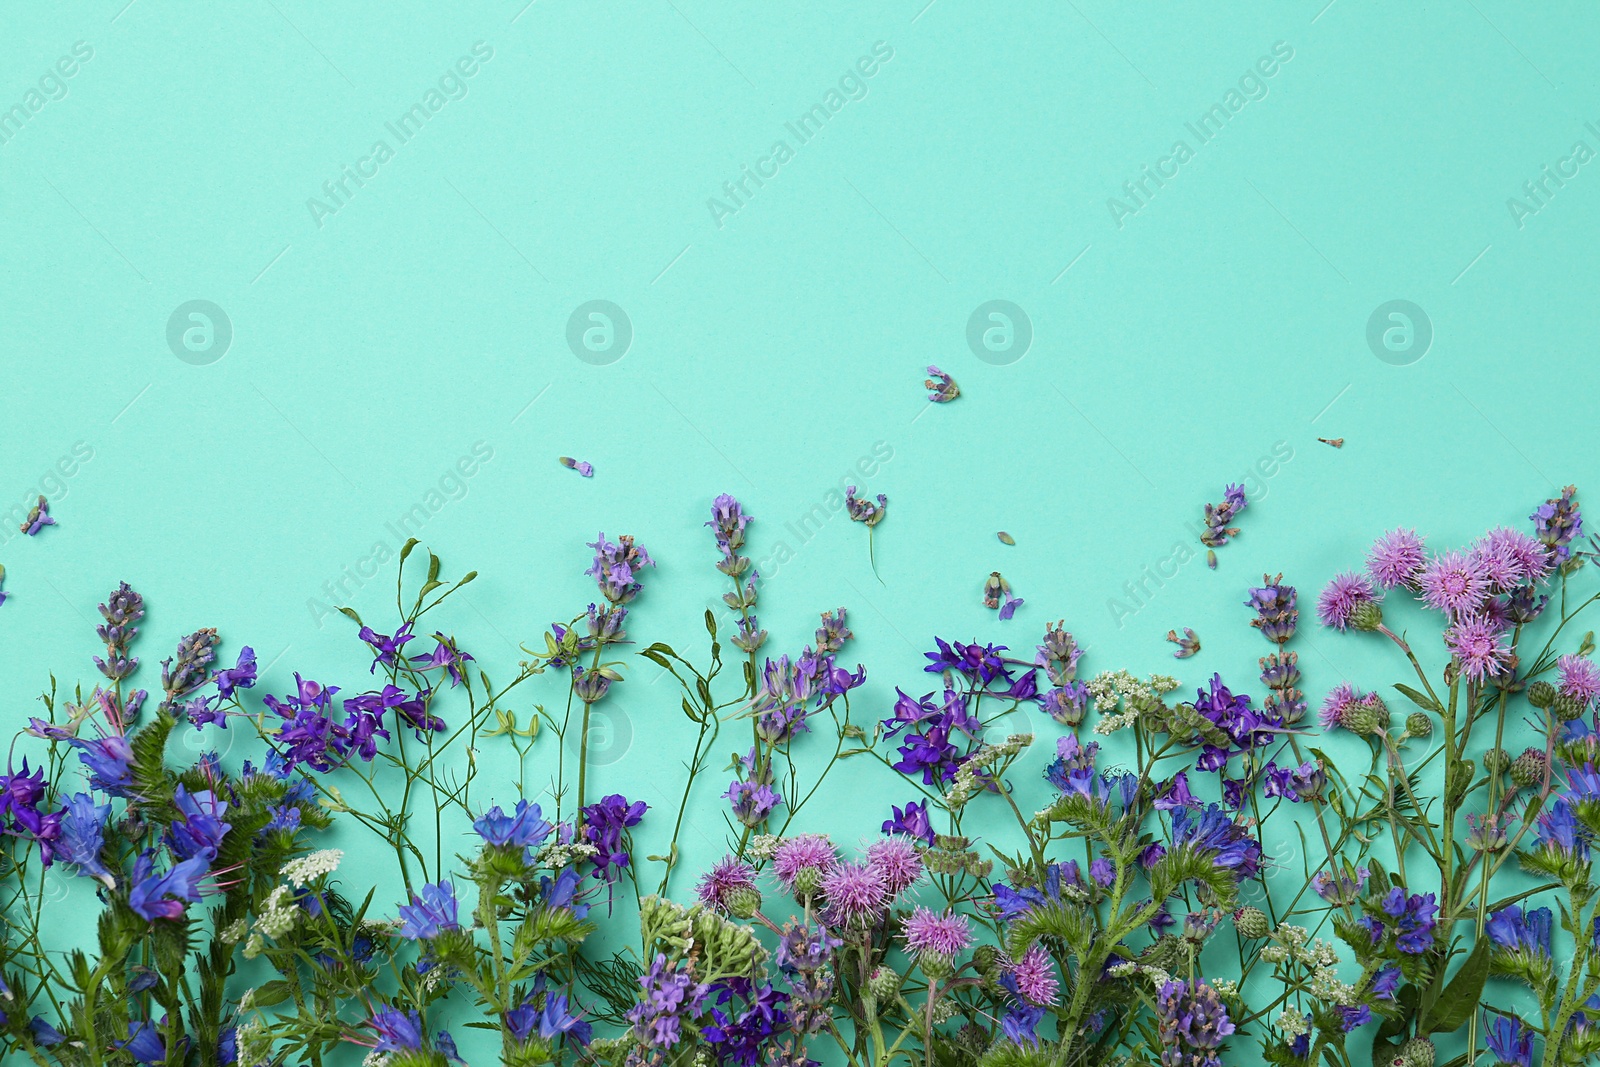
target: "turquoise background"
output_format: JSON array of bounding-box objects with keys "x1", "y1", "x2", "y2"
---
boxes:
[{"x1": 2, "y1": 0, "x2": 1598, "y2": 1019}]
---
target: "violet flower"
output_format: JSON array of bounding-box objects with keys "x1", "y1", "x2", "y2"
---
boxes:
[
  {"x1": 1199, "y1": 484, "x2": 1247, "y2": 553},
  {"x1": 581, "y1": 794, "x2": 647, "y2": 881},
  {"x1": 396, "y1": 880, "x2": 459, "y2": 940},
  {"x1": 924, "y1": 365, "x2": 959, "y2": 403},
  {"x1": 1533, "y1": 484, "x2": 1582, "y2": 561},
  {"x1": 559, "y1": 456, "x2": 595, "y2": 477},
  {"x1": 19, "y1": 496, "x2": 55, "y2": 536},
  {"x1": 128, "y1": 851, "x2": 208, "y2": 921}
]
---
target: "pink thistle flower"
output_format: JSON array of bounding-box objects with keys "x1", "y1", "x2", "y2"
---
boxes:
[
  {"x1": 1366, "y1": 528, "x2": 1427, "y2": 590},
  {"x1": 1319, "y1": 683, "x2": 1358, "y2": 731},
  {"x1": 1477, "y1": 527, "x2": 1551, "y2": 588},
  {"x1": 866, "y1": 836, "x2": 924, "y2": 898},
  {"x1": 1444, "y1": 614, "x2": 1513, "y2": 683},
  {"x1": 772, "y1": 834, "x2": 836, "y2": 891},
  {"x1": 1559, "y1": 654, "x2": 1600, "y2": 709},
  {"x1": 1007, "y1": 944, "x2": 1060, "y2": 1006},
  {"x1": 902, "y1": 906, "x2": 972, "y2": 956},
  {"x1": 1418, "y1": 550, "x2": 1489, "y2": 619},
  {"x1": 1317, "y1": 572, "x2": 1378, "y2": 631},
  {"x1": 695, "y1": 855, "x2": 758, "y2": 913},
  {"x1": 819, "y1": 860, "x2": 888, "y2": 926}
]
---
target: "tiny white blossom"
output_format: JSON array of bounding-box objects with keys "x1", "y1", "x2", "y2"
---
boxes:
[{"x1": 281, "y1": 849, "x2": 344, "y2": 888}]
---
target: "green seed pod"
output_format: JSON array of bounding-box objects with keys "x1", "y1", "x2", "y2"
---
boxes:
[
  {"x1": 1350, "y1": 601, "x2": 1384, "y2": 632},
  {"x1": 1405, "y1": 712, "x2": 1432, "y2": 738},
  {"x1": 1233, "y1": 906, "x2": 1270, "y2": 940},
  {"x1": 1510, "y1": 748, "x2": 1548, "y2": 789},
  {"x1": 1528, "y1": 680, "x2": 1558, "y2": 709}
]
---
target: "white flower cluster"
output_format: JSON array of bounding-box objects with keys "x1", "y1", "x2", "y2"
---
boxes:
[
  {"x1": 220, "y1": 919, "x2": 248, "y2": 944},
  {"x1": 1108, "y1": 960, "x2": 1172, "y2": 989},
  {"x1": 535, "y1": 840, "x2": 600, "y2": 868},
  {"x1": 362, "y1": 1051, "x2": 393, "y2": 1067},
  {"x1": 281, "y1": 849, "x2": 343, "y2": 888},
  {"x1": 256, "y1": 885, "x2": 299, "y2": 939},
  {"x1": 1260, "y1": 923, "x2": 1355, "y2": 1005},
  {"x1": 1274, "y1": 1009, "x2": 1311, "y2": 1038},
  {"x1": 1087, "y1": 671, "x2": 1179, "y2": 733},
  {"x1": 746, "y1": 834, "x2": 781, "y2": 861}
]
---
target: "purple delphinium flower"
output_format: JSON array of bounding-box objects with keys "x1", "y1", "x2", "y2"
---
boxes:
[
  {"x1": 410, "y1": 633, "x2": 474, "y2": 687},
  {"x1": 1366, "y1": 528, "x2": 1427, "y2": 590},
  {"x1": 1419, "y1": 550, "x2": 1489, "y2": 619},
  {"x1": 19, "y1": 496, "x2": 55, "y2": 536},
  {"x1": 696, "y1": 855, "x2": 759, "y2": 913},
  {"x1": 901, "y1": 907, "x2": 971, "y2": 955},
  {"x1": 881, "y1": 800, "x2": 935, "y2": 844},
  {"x1": 128, "y1": 851, "x2": 208, "y2": 921},
  {"x1": 1245, "y1": 575, "x2": 1298, "y2": 643},
  {"x1": 772, "y1": 834, "x2": 836, "y2": 892},
  {"x1": 474, "y1": 800, "x2": 554, "y2": 851},
  {"x1": 1445, "y1": 614, "x2": 1515, "y2": 682},
  {"x1": 581, "y1": 794, "x2": 647, "y2": 880},
  {"x1": 1532, "y1": 484, "x2": 1582, "y2": 562},
  {"x1": 1200, "y1": 484, "x2": 1248, "y2": 552},
  {"x1": 702, "y1": 981, "x2": 789, "y2": 1067},
  {"x1": 924, "y1": 365, "x2": 959, "y2": 403},
  {"x1": 865, "y1": 836, "x2": 924, "y2": 897},
  {"x1": 396, "y1": 880, "x2": 459, "y2": 940},
  {"x1": 627, "y1": 954, "x2": 710, "y2": 1051},
  {"x1": 587, "y1": 533, "x2": 654, "y2": 604},
  {"x1": 1317, "y1": 571, "x2": 1378, "y2": 631},
  {"x1": 1560, "y1": 654, "x2": 1600, "y2": 710},
  {"x1": 370, "y1": 1009, "x2": 424, "y2": 1054},
  {"x1": 1484, "y1": 1013, "x2": 1535, "y2": 1067},
  {"x1": 1155, "y1": 980, "x2": 1235, "y2": 1067},
  {"x1": 559, "y1": 456, "x2": 595, "y2": 477},
  {"x1": 358, "y1": 623, "x2": 415, "y2": 672},
  {"x1": 212, "y1": 646, "x2": 257, "y2": 698},
  {"x1": 819, "y1": 860, "x2": 888, "y2": 927}
]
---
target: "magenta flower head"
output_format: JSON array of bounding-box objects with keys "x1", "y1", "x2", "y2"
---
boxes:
[
  {"x1": 1419, "y1": 550, "x2": 1489, "y2": 619},
  {"x1": 1474, "y1": 527, "x2": 1552, "y2": 590},
  {"x1": 772, "y1": 833, "x2": 837, "y2": 895},
  {"x1": 866, "y1": 836, "x2": 924, "y2": 897},
  {"x1": 1316, "y1": 572, "x2": 1379, "y2": 631},
  {"x1": 819, "y1": 860, "x2": 888, "y2": 927},
  {"x1": 695, "y1": 855, "x2": 760, "y2": 915},
  {"x1": 1559, "y1": 654, "x2": 1600, "y2": 710},
  {"x1": 902, "y1": 906, "x2": 972, "y2": 956},
  {"x1": 1444, "y1": 614, "x2": 1514, "y2": 683},
  {"x1": 1366, "y1": 528, "x2": 1427, "y2": 590},
  {"x1": 1007, "y1": 944, "x2": 1061, "y2": 1006}
]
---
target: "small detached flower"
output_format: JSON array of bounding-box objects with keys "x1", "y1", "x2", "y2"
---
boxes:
[
  {"x1": 1199, "y1": 483, "x2": 1248, "y2": 565},
  {"x1": 924, "y1": 365, "x2": 960, "y2": 403},
  {"x1": 559, "y1": 456, "x2": 594, "y2": 477},
  {"x1": 983, "y1": 572, "x2": 1023, "y2": 620},
  {"x1": 846, "y1": 486, "x2": 888, "y2": 579},
  {"x1": 1166, "y1": 627, "x2": 1200, "y2": 658},
  {"x1": 20, "y1": 496, "x2": 55, "y2": 536}
]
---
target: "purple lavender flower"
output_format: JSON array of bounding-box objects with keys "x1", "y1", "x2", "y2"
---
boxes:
[
  {"x1": 708, "y1": 494, "x2": 751, "y2": 553},
  {"x1": 1036, "y1": 622, "x2": 1082, "y2": 685},
  {"x1": 1445, "y1": 614, "x2": 1514, "y2": 682},
  {"x1": 815, "y1": 608, "x2": 851, "y2": 653},
  {"x1": 1155, "y1": 979, "x2": 1235, "y2": 1067},
  {"x1": 370, "y1": 1009, "x2": 424, "y2": 1054},
  {"x1": 19, "y1": 495, "x2": 55, "y2": 536},
  {"x1": 559, "y1": 456, "x2": 595, "y2": 477},
  {"x1": 844, "y1": 486, "x2": 887, "y2": 527},
  {"x1": 1366, "y1": 528, "x2": 1427, "y2": 589},
  {"x1": 1317, "y1": 571, "x2": 1378, "y2": 631},
  {"x1": 94, "y1": 582, "x2": 144, "y2": 682},
  {"x1": 128, "y1": 851, "x2": 208, "y2": 921},
  {"x1": 160, "y1": 628, "x2": 220, "y2": 714},
  {"x1": 881, "y1": 800, "x2": 935, "y2": 844},
  {"x1": 396, "y1": 880, "x2": 460, "y2": 939},
  {"x1": 474, "y1": 800, "x2": 554, "y2": 850},
  {"x1": 1533, "y1": 484, "x2": 1582, "y2": 562},
  {"x1": 924, "y1": 365, "x2": 959, "y2": 403},
  {"x1": 1166, "y1": 627, "x2": 1201, "y2": 658},
  {"x1": 1199, "y1": 484, "x2": 1248, "y2": 552},
  {"x1": 587, "y1": 533, "x2": 654, "y2": 604},
  {"x1": 580, "y1": 794, "x2": 647, "y2": 880},
  {"x1": 1245, "y1": 575, "x2": 1297, "y2": 643}
]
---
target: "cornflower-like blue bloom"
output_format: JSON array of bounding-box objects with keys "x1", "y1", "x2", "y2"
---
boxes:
[
  {"x1": 724, "y1": 781, "x2": 782, "y2": 828},
  {"x1": 1484, "y1": 1013, "x2": 1535, "y2": 1067},
  {"x1": 1370, "y1": 966, "x2": 1401, "y2": 999},
  {"x1": 396, "y1": 880, "x2": 460, "y2": 939},
  {"x1": 213, "y1": 646, "x2": 257, "y2": 698},
  {"x1": 1170, "y1": 805, "x2": 1263, "y2": 880},
  {"x1": 540, "y1": 867, "x2": 590, "y2": 918},
  {"x1": 435, "y1": 1030, "x2": 464, "y2": 1064},
  {"x1": 538, "y1": 992, "x2": 591, "y2": 1044},
  {"x1": 70, "y1": 736, "x2": 136, "y2": 797},
  {"x1": 1154, "y1": 772, "x2": 1200, "y2": 811},
  {"x1": 1340, "y1": 1005, "x2": 1372, "y2": 1031},
  {"x1": 56, "y1": 793, "x2": 112, "y2": 882},
  {"x1": 882, "y1": 800, "x2": 935, "y2": 844},
  {"x1": 115, "y1": 1021, "x2": 184, "y2": 1065},
  {"x1": 1486, "y1": 905, "x2": 1553, "y2": 957},
  {"x1": 167, "y1": 786, "x2": 232, "y2": 861},
  {"x1": 474, "y1": 800, "x2": 554, "y2": 850},
  {"x1": 581, "y1": 794, "x2": 647, "y2": 880},
  {"x1": 1001, "y1": 1002, "x2": 1045, "y2": 1046},
  {"x1": 128, "y1": 851, "x2": 208, "y2": 921},
  {"x1": 370, "y1": 1009, "x2": 424, "y2": 1053},
  {"x1": 358, "y1": 622, "x2": 415, "y2": 671},
  {"x1": 1378, "y1": 887, "x2": 1439, "y2": 955},
  {"x1": 410, "y1": 633, "x2": 474, "y2": 686},
  {"x1": 992, "y1": 863, "x2": 1073, "y2": 920},
  {"x1": 1044, "y1": 735, "x2": 1108, "y2": 801},
  {"x1": 1536, "y1": 796, "x2": 1588, "y2": 858},
  {"x1": 29, "y1": 1017, "x2": 66, "y2": 1046}
]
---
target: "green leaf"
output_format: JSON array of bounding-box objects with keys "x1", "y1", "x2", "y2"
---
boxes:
[
  {"x1": 1421, "y1": 939, "x2": 1491, "y2": 1034},
  {"x1": 1394, "y1": 683, "x2": 1442, "y2": 713},
  {"x1": 252, "y1": 980, "x2": 294, "y2": 1009},
  {"x1": 337, "y1": 606, "x2": 363, "y2": 626}
]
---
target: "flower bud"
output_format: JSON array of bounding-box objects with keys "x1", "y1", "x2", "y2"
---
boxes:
[
  {"x1": 1555, "y1": 693, "x2": 1585, "y2": 722},
  {"x1": 918, "y1": 951, "x2": 955, "y2": 981},
  {"x1": 1528, "y1": 680, "x2": 1557, "y2": 709},
  {"x1": 725, "y1": 886, "x2": 762, "y2": 920},
  {"x1": 867, "y1": 965, "x2": 902, "y2": 1001},
  {"x1": 1233, "y1": 906, "x2": 1270, "y2": 939},
  {"x1": 1350, "y1": 601, "x2": 1384, "y2": 632},
  {"x1": 1405, "y1": 712, "x2": 1432, "y2": 738},
  {"x1": 1483, "y1": 747, "x2": 1511, "y2": 775},
  {"x1": 1345, "y1": 702, "x2": 1379, "y2": 736},
  {"x1": 792, "y1": 866, "x2": 823, "y2": 899},
  {"x1": 972, "y1": 944, "x2": 1000, "y2": 974},
  {"x1": 1510, "y1": 748, "x2": 1548, "y2": 789},
  {"x1": 1398, "y1": 1036, "x2": 1436, "y2": 1067}
]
